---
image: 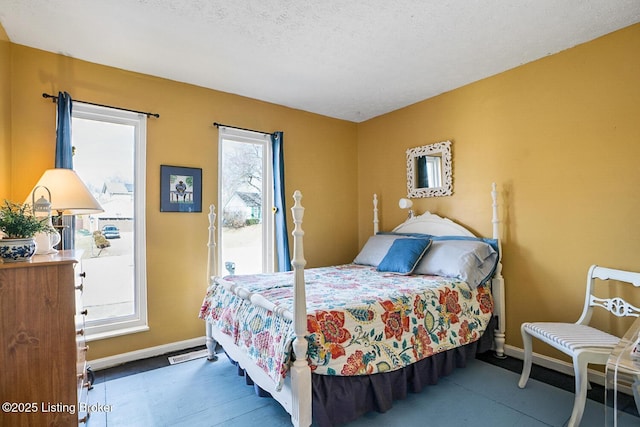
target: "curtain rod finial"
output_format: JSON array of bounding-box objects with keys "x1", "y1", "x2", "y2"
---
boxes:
[{"x1": 42, "y1": 93, "x2": 58, "y2": 103}]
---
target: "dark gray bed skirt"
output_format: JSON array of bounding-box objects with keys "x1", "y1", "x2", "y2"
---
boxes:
[{"x1": 227, "y1": 316, "x2": 496, "y2": 426}]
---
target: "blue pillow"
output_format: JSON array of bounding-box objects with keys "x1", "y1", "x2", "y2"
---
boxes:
[{"x1": 377, "y1": 238, "x2": 432, "y2": 275}]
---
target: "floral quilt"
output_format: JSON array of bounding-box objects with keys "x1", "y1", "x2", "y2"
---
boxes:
[{"x1": 199, "y1": 264, "x2": 493, "y2": 390}]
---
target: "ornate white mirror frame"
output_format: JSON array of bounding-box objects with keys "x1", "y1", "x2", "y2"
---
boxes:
[{"x1": 406, "y1": 140, "x2": 453, "y2": 198}]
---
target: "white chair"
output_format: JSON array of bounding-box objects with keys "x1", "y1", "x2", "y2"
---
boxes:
[{"x1": 518, "y1": 265, "x2": 640, "y2": 427}]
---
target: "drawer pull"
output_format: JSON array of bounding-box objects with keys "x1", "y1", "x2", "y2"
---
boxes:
[
  {"x1": 75, "y1": 284, "x2": 83, "y2": 291},
  {"x1": 83, "y1": 381, "x2": 92, "y2": 389},
  {"x1": 79, "y1": 414, "x2": 89, "y2": 423},
  {"x1": 79, "y1": 272, "x2": 86, "y2": 278},
  {"x1": 76, "y1": 328, "x2": 84, "y2": 336},
  {"x1": 80, "y1": 345, "x2": 89, "y2": 353},
  {"x1": 80, "y1": 309, "x2": 88, "y2": 316}
]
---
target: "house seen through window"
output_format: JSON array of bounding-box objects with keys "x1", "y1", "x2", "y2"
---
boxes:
[{"x1": 218, "y1": 127, "x2": 273, "y2": 275}]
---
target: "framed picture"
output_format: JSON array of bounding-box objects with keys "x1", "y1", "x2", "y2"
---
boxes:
[{"x1": 160, "y1": 165, "x2": 202, "y2": 212}]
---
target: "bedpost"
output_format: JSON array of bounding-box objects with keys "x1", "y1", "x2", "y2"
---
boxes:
[
  {"x1": 289, "y1": 191, "x2": 311, "y2": 427},
  {"x1": 205, "y1": 204, "x2": 219, "y2": 361},
  {"x1": 491, "y1": 183, "x2": 506, "y2": 358},
  {"x1": 373, "y1": 194, "x2": 379, "y2": 235}
]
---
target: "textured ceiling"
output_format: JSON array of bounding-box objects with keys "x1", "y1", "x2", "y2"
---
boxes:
[{"x1": 1, "y1": 1, "x2": 639, "y2": 122}]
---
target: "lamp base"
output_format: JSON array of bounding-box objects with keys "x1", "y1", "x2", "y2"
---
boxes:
[{"x1": 34, "y1": 229, "x2": 61, "y2": 255}]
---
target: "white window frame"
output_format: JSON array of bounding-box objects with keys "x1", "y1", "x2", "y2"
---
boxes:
[
  {"x1": 72, "y1": 102, "x2": 148, "y2": 340},
  {"x1": 218, "y1": 127, "x2": 274, "y2": 273}
]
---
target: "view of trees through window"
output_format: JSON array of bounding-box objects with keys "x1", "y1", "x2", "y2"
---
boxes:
[{"x1": 219, "y1": 133, "x2": 272, "y2": 275}]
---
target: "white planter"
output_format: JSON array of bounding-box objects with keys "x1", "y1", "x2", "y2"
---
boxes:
[{"x1": 0, "y1": 238, "x2": 37, "y2": 262}]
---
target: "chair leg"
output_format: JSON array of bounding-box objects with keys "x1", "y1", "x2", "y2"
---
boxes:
[
  {"x1": 518, "y1": 324, "x2": 533, "y2": 388},
  {"x1": 567, "y1": 353, "x2": 589, "y2": 427}
]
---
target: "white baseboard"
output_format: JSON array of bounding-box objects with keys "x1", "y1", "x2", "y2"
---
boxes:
[{"x1": 87, "y1": 336, "x2": 206, "y2": 371}]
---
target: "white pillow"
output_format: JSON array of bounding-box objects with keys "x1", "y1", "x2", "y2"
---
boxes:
[
  {"x1": 413, "y1": 240, "x2": 498, "y2": 288},
  {"x1": 353, "y1": 235, "x2": 404, "y2": 267}
]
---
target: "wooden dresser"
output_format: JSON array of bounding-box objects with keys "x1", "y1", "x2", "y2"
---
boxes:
[{"x1": 0, "y1": 251, "x2": 90, "y2": 426}]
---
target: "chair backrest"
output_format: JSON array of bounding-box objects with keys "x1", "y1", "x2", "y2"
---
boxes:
[{"x1": 576, "y1": 265, "x2": 640, "y2": 325}]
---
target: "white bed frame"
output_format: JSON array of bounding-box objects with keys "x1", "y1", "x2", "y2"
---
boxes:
[{"x1": 204, "y1": 185, "x2": 505, "y2": 427}]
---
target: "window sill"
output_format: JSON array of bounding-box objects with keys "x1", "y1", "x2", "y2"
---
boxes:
[{"x1": 85, "y1": 324, "x2": 150, "y2": 342}]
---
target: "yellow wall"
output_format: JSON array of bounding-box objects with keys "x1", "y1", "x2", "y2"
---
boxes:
[
  {"x1": 358, "y1": 23, "x2": 640, "y2": 358},
  {"x1": 3, "y1": 21, "x2": 639, "y2": 364},
  {"x1": 0, "y1": 24, "x2": 10, "y2": 199},
  {"x1": 5, "y1": 40, "x2": 358, "y2": 359}
]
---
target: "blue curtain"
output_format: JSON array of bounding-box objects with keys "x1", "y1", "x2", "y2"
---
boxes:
[
  {"x1": 54, "y1": 91, "x2": 74, "y2": 249},
  {"x1": 55, "y1": 91, "x2": 73, "y2": 169},
  {"x1": 271, "y1": 131, "x2": 291, "y2": 272}
]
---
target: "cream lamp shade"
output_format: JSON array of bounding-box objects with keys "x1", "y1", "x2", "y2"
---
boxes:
[
  {"x1": 398, "y1": 198, "x2": 413, "y2": 209},
  {"x1": 26, "y1": 168, "x2": 104, "y2": 215},
  {"x1": 398, "y1": 198, "x2": 414, "y2": 219}
]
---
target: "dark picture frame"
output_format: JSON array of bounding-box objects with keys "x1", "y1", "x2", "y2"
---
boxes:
[{"x1": 160, "y1": 165, "x2": 202, "y2": 212}]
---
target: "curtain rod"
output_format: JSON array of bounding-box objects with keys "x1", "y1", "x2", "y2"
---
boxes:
[
  {"x1": 42, "y1": 93, "x2": 160, "y2": 118},
  {"x1": 213, "y1": 122, "x2": 273, "y2": 135}
]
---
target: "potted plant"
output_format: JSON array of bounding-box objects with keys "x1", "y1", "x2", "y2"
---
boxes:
[{"x1": 0, "y1": 200, "x2": 54, "y2": 262}]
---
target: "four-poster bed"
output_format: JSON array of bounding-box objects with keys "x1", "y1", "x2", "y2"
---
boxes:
[{"x1": 199, "y1": 184, "x2": 505, "y2": 426}]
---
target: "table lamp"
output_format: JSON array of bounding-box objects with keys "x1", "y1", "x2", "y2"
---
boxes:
[
  {"x1": 398, "y1": 198, "x2": 414, "y2": 219},
  {"x1": 26, "y1": 168, "x2": 104, "y2": 251}
]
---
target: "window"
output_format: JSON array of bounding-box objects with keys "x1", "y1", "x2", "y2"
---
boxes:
[
  {"x1": 72, "y1": 103, "x2": 148, "y2": 340},
  {"x1": 417, "y1": 155, "x2": 442, "y2": 188},
  {"x1": 218, "y1": 127, "x2": 273, "y2": 275}
]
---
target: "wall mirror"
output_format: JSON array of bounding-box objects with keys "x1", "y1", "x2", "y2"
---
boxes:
[{"x1": 406, "y1": 140, "x2": 452, "y2": 198}]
